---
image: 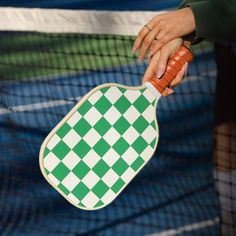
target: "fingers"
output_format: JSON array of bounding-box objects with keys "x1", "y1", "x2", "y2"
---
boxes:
[
  {"x1": 162, "y1": 62, "x2": 188, "y2": 97},
  {"x1": 138, "y1": 26, "x2": 161, "y2": 61},
  {"x1": 152, "y1": 38, "x2": 183, "y2": 78},
  {"x1": 169, "y1": 62, "x2": 188, "y2": 88},
  {"x1": 133, "y1": 8, "x2": 196, "y2": 60},
  {"x1": 155, "y1": 46, "x2": 170, "y2": 79},
  {"x1": 162, "y1": 88, "x2": 174, "y2": 97},
  {"x1": 132, "y1": 23, "x2": 152, "y2": 54},
  {"x1": 142, "y1": 52, "x2": 160, "y2": 83}
]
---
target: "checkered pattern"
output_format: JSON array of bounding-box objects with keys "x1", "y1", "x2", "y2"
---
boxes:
[{"x1": 42, "y1": 86, "x2": 158, "y2": 210}]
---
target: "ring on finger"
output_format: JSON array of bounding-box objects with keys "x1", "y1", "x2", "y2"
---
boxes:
[{"x1": 144, "y1": 24, "x2": 151, "y2": 32}]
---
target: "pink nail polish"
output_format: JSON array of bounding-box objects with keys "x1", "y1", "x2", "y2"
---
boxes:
[
  {"x1": 148, "y1": 51, "x2": 153, "y2": 58},
  {"x1": 132, "y1": 46, "x2": 137, "y2": 53},
  {"x1": 157, "y1": 69, "x2": 164, "y2": 79}
]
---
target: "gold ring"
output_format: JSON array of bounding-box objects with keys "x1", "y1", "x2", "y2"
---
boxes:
[{"x1": 144, "y1": 24, "x2": 151, "y2": 31}]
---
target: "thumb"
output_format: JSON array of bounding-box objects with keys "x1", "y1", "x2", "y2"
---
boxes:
[
  {"x1": 142, "y1": 52, "x2": 160, "y2": 83},
  {"x1": 156, "y1": 47, "x2": 171, "y2": 79}
]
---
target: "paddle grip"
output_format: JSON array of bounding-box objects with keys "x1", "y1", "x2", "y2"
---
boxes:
[{"x1": 147, "y1": 46, "x2": 193, "y2": 94}]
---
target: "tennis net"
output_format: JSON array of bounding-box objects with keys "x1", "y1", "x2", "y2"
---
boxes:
[{"x1": 0, "y1": 7, "x2": 233, "y2": 236}]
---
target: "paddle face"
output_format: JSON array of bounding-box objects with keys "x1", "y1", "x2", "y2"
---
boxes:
[{"x1": 40, "y1": 84, "x2": 159, "y2": 210}]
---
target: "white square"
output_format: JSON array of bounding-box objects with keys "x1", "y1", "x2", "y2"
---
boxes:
[
  {"x1": 103, "y1": 148, "x2": 120, "y2": 167},
  {"x1": 142, "y1": 105, "x2": 156, "y2": 124},
  {"x1": 101, "y1": 189, "x2": 116, "y2": 204},
  {"x1": 44, "y1": 152, "x2": 60, "y2": 172},
  {"x1": 62, "y1": 129, "x2": 81, "y2": 148},
  {"x1": 84, "y1": 107, "x2": 102, "y2": 126},
  {"x1": 83, "y1": 150, "x2": 101, "y2": 168},
  {"x1": 122, "y1": 147, "x2": 139, "y2": 165},
  {"x1": 140, "y1": 145, "x2": 155, "y2": 161},
  {"x1": 103, "y1": 127, "x2": 121, "y2": 146},
  {"x1": 142, "y1": 89, "x2": 156, "y2": 103},
  {"x1": 102, "y1": 169, "x2": 119, "y2": 187},
  {"x1": 103, "y1": 106, "x2": 121, "y2": 125},
  {"x1": 81, "y1": 191, "x2": 99, "y2": 208},
  {"x1": 62, "y1": 150, "x2": 80, "y2": 170},
  {"x1": 88, "y1": 90, "x2": 103, "y2": 105},
  {"x1": 61, "y1": 172, "x2": 80, "y2": 191},
  {"x1": 67, "y1": 112, "x2": 82, "y2": 127},
  {"x1": 123, "y1": 106, "x2": 140, "y2": 124},
  {"x1": 48, "y1": 173, "x2": 60, "y2": 186},
  {"x1": 141, "y1": 125, "x2": 157, "y2": 144},
  {"x1": 47, "y1": 134, "x2": 61, "y2": 150},
  {"x1": 83, "y1": 129, "x2": 101, "y2": 147},
  {"x1": 122, "y1": 126, "x2": 139, "y2": 145},
  {"x1": 123, "y1": 90, "x2": 141, "y2": 103},
  {"x1": 82, "y1": 170, "x2": 100, "y2": 189},
  {"x1": 68, "y1": 193, "x2": 80, "y2": 205},
  {"x1": 104, "y1": 87, "x2": 122, "y2": 104},
  {"x1": 121, "y1": 167, "x2": 136, "y2": 183}
]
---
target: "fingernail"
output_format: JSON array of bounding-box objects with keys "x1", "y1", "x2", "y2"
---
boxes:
[
  {"x1": 183, "y1": 63, "x2": 188, "y2": 76},
  {"x1": 157, "y1": 69, "x2": 164, "y2": 79},
  {"x1": 168, "y1": 90, "x2": 174, "y2": 95},
  {"x1": 148, "y1": 51, "x2": 153, "y2": 58},
  {"x1": 132, "y1": 46, "x2": 137, "y2": 53},
  {"x1": 138, "y1": 56, "x2": 143, "y2": 62}
]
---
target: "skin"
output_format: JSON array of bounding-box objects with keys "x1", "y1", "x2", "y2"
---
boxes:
[
  {"x1": 133, "y1": 7, "x2": 196, "y2": 95},
  {"x1": 143, "y1": 38, "x2": 189, "y2": 96},
  {"x1": 133, "y1": 8, "x2": 196, "y2": 60}
]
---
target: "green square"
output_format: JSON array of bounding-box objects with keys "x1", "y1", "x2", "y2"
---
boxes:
[
  {"x1": 151, "y1": 100, "x2": 156, "y2": 106},
  {"x1": 113, "y1": 116, "x2": 130, "y2": 135},
  {"x1": 72, "y1": 182, "x2": 90, "y2": 200},
  {"x1": 150, "y1": 139, "x2": 157, "y2": 149},
  {"x1": 100, "y1": 87, "x2": 110, "y2": 94},
  {"x1": 112, "y1": 158, "x2": 129, "y2": 176},
  {"x1": 133, "y1": 95, "x2": 150, "y2": 113},
  {"x1": 73, "y1": 118, "x2": 92, "y2": 137},
  {"x1": 94, "y1": 200, "x2": 104, "y2": 208},
  {"x1": 57, "y1": 123, "x2": 71, "y2": 138},
  {"x1": 72, "y1": 161, "x2": 90, "y2": 179},
  {"x1": 113, "y1": 138, "x2": 129, "y2": 156},
  {"x1": 73, "y1": 140, "x2": 91, "y2": 158},
  {"x1": 118, "y1": 87, "x2": 126, "y2": 94},
  {"x1": 94, "y1": 96, "x2": 112, "y2": 115},
  {"x1": 77, "y1": 101, "x2": 92, "y2": 116},
  {"x1": 51, "y1": 162, "x2": 70, "y2": 181},
  {"x1": 131, "y1": 156, "x2": 145, "y2": 171},
  {"x1": 151, "y1": 121, "x2": 156, "y2": 129},
  {"x1": 44, "y1": 147, "x2": 50, "y2": 158},
  {"x1": 92, "y1": 180, "x2": 109, "y2": 198},
  {"x1": 111, "y1": 178, "x2": 125, "y2": 193},
  {"x1": 93, "y1": 117, "x2": 111, "y2": 136},
  {"x1": 132, "y1": 136, "x2": 148, "y2": 154},
  {"x1": 78, "y1": 202, "x2": 85, "y2": 207},
  {"x1": 52, "y1": 141, "x2": 70, "y2": 160},
  {"x1": 93, "y1": 139, "x2": 110, "y2": 157},
  {"x1": 114, "y1": 96, "x2": 131, "y2": 114},
  {"x1": 132, "y1": 116, "x2": 149, "y2": 134},
  {"x1": 58, "y1": 183, "x2": 70, "y2": 195},
  {"x1": 92, "y1": 159, "x2": 110, "y2": 178}
]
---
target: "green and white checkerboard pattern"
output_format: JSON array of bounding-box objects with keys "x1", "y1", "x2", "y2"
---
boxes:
[{"x1": 41, "y1": 85, "x2": 158, "y2": 210}]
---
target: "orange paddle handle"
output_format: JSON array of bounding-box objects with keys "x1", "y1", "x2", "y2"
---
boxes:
[{"x1": 146, "y1": 46, "x2": 193, "y2": 94}]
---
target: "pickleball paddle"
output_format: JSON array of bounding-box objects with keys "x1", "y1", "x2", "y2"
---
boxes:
[{"x1": 39, "y1": 46, "x2": 193, "y2": 210}]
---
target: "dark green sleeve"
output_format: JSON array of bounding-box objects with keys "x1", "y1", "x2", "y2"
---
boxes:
[{"x1": 180, "y1": 0, "x2": 236, "y2": 41}]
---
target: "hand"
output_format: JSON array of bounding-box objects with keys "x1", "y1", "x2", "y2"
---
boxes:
[
  {"x1": 133, "y1": 8, "x2": 195, "y2": 60},
  {"x1": 143, "y1": 39, "x2": 189, "y2": 96}
]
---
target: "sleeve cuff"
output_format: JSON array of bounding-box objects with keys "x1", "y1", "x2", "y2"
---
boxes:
[{"x1": 188, "y1": 1, "x2": 217, "y2": 40}]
